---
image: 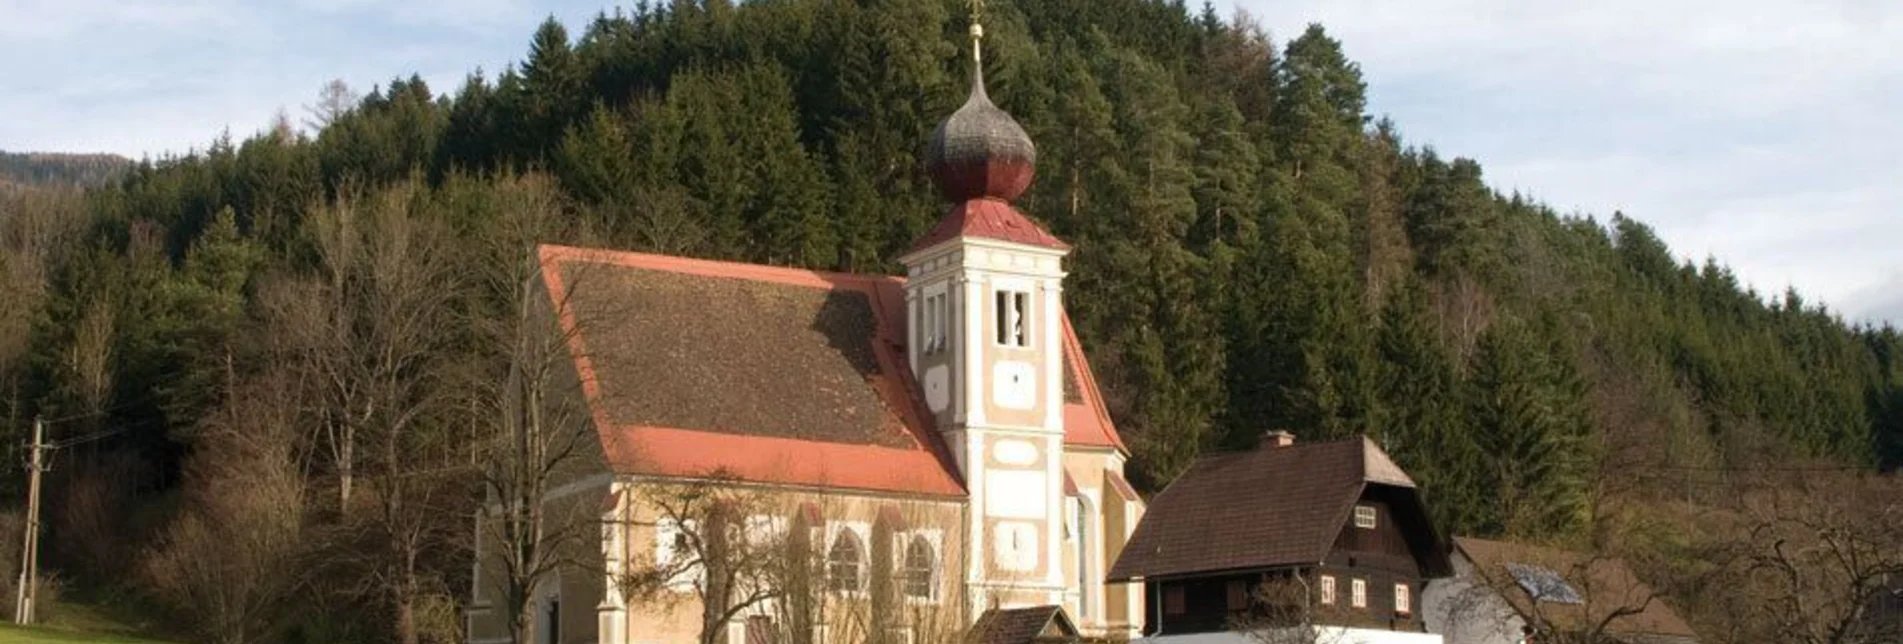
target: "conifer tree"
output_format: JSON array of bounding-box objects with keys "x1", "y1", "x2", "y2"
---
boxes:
[
  {"x1": 517, "y1": 18, "x2": 587, "y2": 161},
  {"x1": 1376, "y1": 278, "x2": 1482, "y2": 532},
  {"x1": 1466, "y1": 318, "x2": 1594, "y2": 538}
]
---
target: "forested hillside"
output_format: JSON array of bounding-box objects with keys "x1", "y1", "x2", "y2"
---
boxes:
[
  {"x1": 1, "y1": 0, "x2": 1900, "y2": 641},
  {"x1": 0, "y1": 151, "x2": 131, "y2": 188}
]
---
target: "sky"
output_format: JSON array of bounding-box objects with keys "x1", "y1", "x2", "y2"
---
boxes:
[{"x1": 2, "y1": 0, "x2": 1898, "y2": 323}]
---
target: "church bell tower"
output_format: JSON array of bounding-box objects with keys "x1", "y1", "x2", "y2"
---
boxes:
[{"x1": 898, "y1": 4, "x2": 1072, "y2": 612}]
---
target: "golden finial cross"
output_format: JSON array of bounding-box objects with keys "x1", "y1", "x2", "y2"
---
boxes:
[{"x1": 967, "y1": 0, "x2": 985, "y2": 64}]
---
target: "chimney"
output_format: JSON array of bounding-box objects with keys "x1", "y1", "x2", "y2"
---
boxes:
[{"x1": 1263, "y1": 430, "x2": 1296, "y2": 448}]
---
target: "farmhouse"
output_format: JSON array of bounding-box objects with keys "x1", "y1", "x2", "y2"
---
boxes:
[{"x1": 1107, "y1": 433, "x2": 1452, "y2": 644}]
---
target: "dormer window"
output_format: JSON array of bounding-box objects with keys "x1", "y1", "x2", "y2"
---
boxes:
[
  {"x1": 995, "y1": 290, "x2": 1030, "y2": 347},
  {"x1": 1354, "y1": 505, "x2": 1377, "y2": 529},
  {"x1": 923, "y1": 292, "x2": 949, "y2": 355}
]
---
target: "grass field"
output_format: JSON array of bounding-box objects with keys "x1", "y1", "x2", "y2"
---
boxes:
[
  {"x1": 0, "y1": 598, "x2": 174, "y2": 644},
  {"x1": 0, "y1": 625, "x2": 175, "y2": 644}
]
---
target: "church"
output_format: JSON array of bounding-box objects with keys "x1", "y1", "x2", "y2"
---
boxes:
[{"x1": 466, "y1": 13, "x2": 1144, "y2": 644}]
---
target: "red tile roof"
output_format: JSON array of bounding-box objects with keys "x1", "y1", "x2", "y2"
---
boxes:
[
  {"x1": 1059, "y1": 314, "x2": 1126, "y2": 452},
  {"x1": 909, "y1": 198, "x2": 1070, "y2": 254},
  {"x1": 538, "y1": 245, "x2": 1126, "y2": 498},
  {"x1": 1107, "y1": 436, "x2": 1448, "y2": 581}
]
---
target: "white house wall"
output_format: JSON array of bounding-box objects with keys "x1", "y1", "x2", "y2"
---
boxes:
[
  {"x1": 1420, "y1": 552, "x2": 1525, "y2": 644},
  {"x1": 1139, "y1": 626, "x2": 1444, "y2": 644}
]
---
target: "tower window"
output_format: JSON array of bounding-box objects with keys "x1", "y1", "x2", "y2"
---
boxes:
[
  {"x1": 924, "y1": 292, "x2": 949, "y2": 355},
  {"x1": 995, "y1": 290, "x2": 1030, "y2": 347}
]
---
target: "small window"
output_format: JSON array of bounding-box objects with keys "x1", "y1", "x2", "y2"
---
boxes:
[
  {"x1": 1351, "y1": 578, "x2": 1367, "y2": 609},
  {"x1": 1163, "y1": 585, "x2": 1187, "y2": 615},
  {"x1": 903, "y1": 536, "x2": 935, "y2": 600},
  {"x1": 1395, "y1": 583, "x2": 1411, "y2": 615},
  {"x1": 995, "y1": 290, "x2": 1030, "y2": 347},
  {"x1": 827, "y1": 529, "x2": 863, "y2": 592},
  {"x1": 1226, "y1": 580, "x2": 1250, "y2": 610},
  {"x1": 1319, "y1": 575, "x2": 1336, "y2": 605},
  {"x1": 1354, "y1": 505, "x2": 1377, "y2": 529}
]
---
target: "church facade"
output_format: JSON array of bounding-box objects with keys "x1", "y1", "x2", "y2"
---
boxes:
[{"x1": 466, "y1": 20, "x2": 1144, "y2": 644}]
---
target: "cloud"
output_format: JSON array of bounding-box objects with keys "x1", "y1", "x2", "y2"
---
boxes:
[
  {"x1": 0, "y1": 0, "x2": 605, "y2": 157},
  {"x1": 1228, "y1": 0, "x2": 1903, "y2": 321}
]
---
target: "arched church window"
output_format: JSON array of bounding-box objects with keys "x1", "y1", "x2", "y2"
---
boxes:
[
  {"x1": 903, "y1": 536, "x2": 934, "y2": 599},
  {"x1": 828, "y1": 529, "x2": 863, "y2": 592}
]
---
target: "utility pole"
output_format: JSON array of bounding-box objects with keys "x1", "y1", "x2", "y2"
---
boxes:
[{"x1": 14, "y1": 416, "x2": 43, "y2": 625}]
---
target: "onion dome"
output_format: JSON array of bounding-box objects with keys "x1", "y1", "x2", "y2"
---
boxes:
[{"x1": 926, "y1": 64, "x2": 1036, "y2": 203}]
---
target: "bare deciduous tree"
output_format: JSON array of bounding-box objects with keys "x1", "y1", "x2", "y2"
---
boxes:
[
  {"x1": 1440, "y1": 550, "x2": 1668, "y2": 644},
  {"x1": 1228, "y1": 575, "x2": 1345, "y2": 644},
  {"x1": 1725, "y1": 472, "x2": 1903, "y2": 644},
  {"x1": 469, "y1": 175, "x2": 605, "y2": 644},
  {"x1": 304, "y1": 79, "x2": 359, "y2": 134},
  {"x1": 613, "y1": 481, "x2": 971, "y2": 644},
  {"x1": 616, "y1": 476, "x2": 794, "y2": 644},
  {"x1": 144, "y1": 370, "x2": 308, "y2": 644},
  {"x1": 274, "y1": 183, "x2": 470, "y2": 644}
]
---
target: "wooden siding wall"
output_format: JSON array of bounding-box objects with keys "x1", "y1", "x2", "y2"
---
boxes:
[{"x1": 1138, "y1": 495, "x2": 1433, "y2": 636}]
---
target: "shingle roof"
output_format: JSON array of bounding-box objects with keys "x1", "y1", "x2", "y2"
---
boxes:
[
  {"x1": 538, "y1": 245, "x2": 1124, "y2": 496},
  {"x1": 967, "y1": 605, "x2": 1078, "y2": 644},
  {"x1": 1454, "y1": 537, "x2": 1700, "y2": 641},
  {"x1": 1107, "y1": 436, "x2": 1446, "y2": 581}
]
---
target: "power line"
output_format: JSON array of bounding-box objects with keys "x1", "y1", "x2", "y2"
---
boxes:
[
  {"x1": 33, "y1": 400, "x2": 145, "y2": 426},
  {"x1": 46, "y1": 426, "x2": 129, "y2": 450}
]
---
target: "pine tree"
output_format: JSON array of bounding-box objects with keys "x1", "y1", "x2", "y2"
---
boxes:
[
  {"x1": 1376, "y1": 278, "x2": 1482, "y2": 533},
  {"x1": 517, "y1": 18, "x2": 587, "y2": 161},
  {"x1": 1466, "y1": 318, "x2": 1594, "y2": 538}
]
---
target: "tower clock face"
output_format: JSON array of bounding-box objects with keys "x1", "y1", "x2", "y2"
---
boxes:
[
  {"x1": 992, "y1": 360, "x2": 1036, "y2": 409},
  {"x1": 924, "y1": 365, "x2": 950, "y2": 412}
]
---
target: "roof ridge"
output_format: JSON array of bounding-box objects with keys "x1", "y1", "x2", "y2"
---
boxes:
[{"x1": 538, "y1": 243, "x2": 903, "y2": 288}]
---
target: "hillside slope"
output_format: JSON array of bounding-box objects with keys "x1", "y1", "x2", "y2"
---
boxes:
[
  {"x1": 0, "y1": 151, "x2": 130, "y2": 188},
  {"x1": 0, "y1": 0, "x2": 1898, "y2": 641}
]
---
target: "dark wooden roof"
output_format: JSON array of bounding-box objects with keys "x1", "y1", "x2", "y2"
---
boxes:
[
  {"x1": 1107, "y1": 436, "x2": 1449, "y2": 581},
  {"x1": 967, "y1": 605, "x2": 1078, "y2": 644}
]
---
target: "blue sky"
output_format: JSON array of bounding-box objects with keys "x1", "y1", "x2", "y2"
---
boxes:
[{"x1": 3, "y1": 0, "x2": 1898, "y2": 323}]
